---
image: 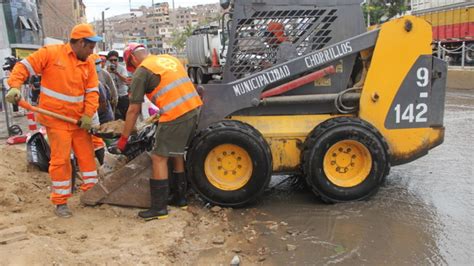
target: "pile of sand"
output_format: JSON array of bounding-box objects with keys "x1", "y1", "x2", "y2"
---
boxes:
[
  {"x1": 97, "y1": 120, "x2": 127, "y2": 135},
  {"x1": 0, "y1": 145, "x2": 258, "y2": 264}
]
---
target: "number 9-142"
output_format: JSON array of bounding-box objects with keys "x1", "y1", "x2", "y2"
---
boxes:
[{"x1": 394, "y1": 103, "x2": 428, "y2": 124}]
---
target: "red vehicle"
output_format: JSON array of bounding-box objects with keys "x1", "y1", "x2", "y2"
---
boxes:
[{"x1": 412, "y1": 0, "x2": 474, "y2": 64}]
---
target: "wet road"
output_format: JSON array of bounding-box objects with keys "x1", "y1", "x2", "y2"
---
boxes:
[{"x1": 232, "y1": 90, "x2": 473, "y2": 265}]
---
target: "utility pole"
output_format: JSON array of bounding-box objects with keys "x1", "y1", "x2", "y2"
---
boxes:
[
  {"x1": 102, "y1": 11, "x2": 105, "y2": 51},
  {"x1": 151, "y1": 0, "x2": 157, "y2": 48},
  {"x1": 36, "y1": 0, "x2": 46, "y2": 45},
  {"x1": 367, "y1": 0, "x2": 371, "y2": 27},
  {"x1": 102, "y1": 7, "x2": 110, "y2": 51}
]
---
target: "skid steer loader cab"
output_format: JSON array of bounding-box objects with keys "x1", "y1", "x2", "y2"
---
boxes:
[{"x1": 82, "y1": 0, "x2": 447, "y2": 209}]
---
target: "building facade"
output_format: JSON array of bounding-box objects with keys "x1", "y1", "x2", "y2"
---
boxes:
[
  {"x1": 1, "y1": 0, "x2": 43, "y2": 78},
  {"x1": 40, "y1": 0, "x2": 86, "y2": 41},
  {"x1": 90, "y1": 2, "x2": 222, "y2": 53}
]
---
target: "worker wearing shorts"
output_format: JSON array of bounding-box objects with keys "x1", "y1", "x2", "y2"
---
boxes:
[{"x1": 118, "y1": 43, "x2": 202, "y2": 221}]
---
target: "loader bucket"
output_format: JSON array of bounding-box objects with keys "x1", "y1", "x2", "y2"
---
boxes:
[{"x1": 80, "y1": 152, "x2": 152, "y2": 208}]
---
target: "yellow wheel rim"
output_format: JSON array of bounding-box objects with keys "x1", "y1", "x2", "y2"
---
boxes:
[
  {"x1": 204, "y1": 144, "x2": 253, "y2": 191},
  {"x1": 323, "y1": 140, "x2": 372, "y2": 188}
]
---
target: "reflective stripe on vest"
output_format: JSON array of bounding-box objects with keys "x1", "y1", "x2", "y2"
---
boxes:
[
  {"x1": 52, "y1": 180, "x2": 71, "y2": 187},
  {"x1": 85, "y1": 87, "x2": 99, "y2": 93},
  {"x1": 20, "y1": 59, "x2": 36, "y2": 77},
  {"x1": 150, "y1": 77, "x2": 191, "y2": 103},
  {"x1": 41, "y1": 86, "x2": 84, "y2": 103},
  {"x1": 161, "y1": 91, "x2": 200, "y2": 114}
]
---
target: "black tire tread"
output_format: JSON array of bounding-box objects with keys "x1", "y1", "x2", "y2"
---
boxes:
[
  {"x1": 187, "y1": 120, "x2": 272, "y2": 207},
  {"x1": 301, "y1": 117, "x2": 391, "y2": 203},
  {"x1": 196, "y1": 68, "x2": 210, "y2": 84},
  {"x1": 188, "y1": 67, "x2": 196, "y2": 83}
]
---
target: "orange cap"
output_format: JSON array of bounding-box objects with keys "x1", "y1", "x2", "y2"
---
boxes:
[{"x1": 70, "y1": 24, "x2": 103, "y2": 42}]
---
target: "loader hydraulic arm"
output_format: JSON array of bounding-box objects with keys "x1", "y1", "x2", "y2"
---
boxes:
[{"x1": 198, "y1": 29, "x2": 380, "y2": 130}]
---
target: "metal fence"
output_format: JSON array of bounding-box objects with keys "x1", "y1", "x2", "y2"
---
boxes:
[
  {"x1": 1, "y1": 77, "x2": 15, "y2": 138},
  {"x1": 436, "y1": 41, "x2": 474, "y2": 68},
  {"x1": 0, "y1": 77, "x2": 31, "y2": 139}
]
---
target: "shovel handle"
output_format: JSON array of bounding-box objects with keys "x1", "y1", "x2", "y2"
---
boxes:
[{"x1": 18, "y1": 99, "x2": 79, "y2": 125}]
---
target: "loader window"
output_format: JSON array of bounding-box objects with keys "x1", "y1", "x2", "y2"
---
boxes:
[{"x1": 229, "y1": 8, "x2": 338, "y2": 79}]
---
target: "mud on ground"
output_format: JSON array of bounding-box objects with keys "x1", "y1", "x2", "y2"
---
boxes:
[{"x1": 0, "y1": 145, "x2": 259, "y2": 265}]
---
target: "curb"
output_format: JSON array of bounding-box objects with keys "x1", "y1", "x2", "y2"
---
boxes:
[{"x1": 447, "y1": 69, "x2": 474, "y2": 90}]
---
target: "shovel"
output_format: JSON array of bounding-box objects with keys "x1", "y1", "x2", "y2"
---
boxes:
[
  {"x1": 18, "y1": 99, "x2": 80, "y2": 125},
  {"x1": 17, "y1": 99, "x2": 107, "y2": 135}
]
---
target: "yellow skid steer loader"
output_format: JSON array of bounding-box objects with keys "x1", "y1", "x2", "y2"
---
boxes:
[{"x1": 81, "y1": 0, "x2": 447, "y2": 208}]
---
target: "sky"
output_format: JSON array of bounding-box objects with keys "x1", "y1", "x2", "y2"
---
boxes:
[{"x1": 83, "y1": 0, "x2": 220, "y2": 22}]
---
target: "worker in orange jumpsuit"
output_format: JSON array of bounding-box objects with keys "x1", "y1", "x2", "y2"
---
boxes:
[
  {"x1": 5, "y1": 24, "x2": 102, "y2": 218},
  {"x1": 118, "y1": 43, "x2": 202, "y2": 221}
]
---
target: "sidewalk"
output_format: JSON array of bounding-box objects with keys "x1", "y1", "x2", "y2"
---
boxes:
[{"x1": 447, "y1": 68, "x2": 474, "y2": 90}]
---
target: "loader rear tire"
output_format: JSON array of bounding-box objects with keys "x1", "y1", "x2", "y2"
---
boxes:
[
  {"x1": 186, "y1": 120, "x2": 272, "y2": 207},
  {"x1": 302, "y1": 117, "x2": 390, "y2": 203}
]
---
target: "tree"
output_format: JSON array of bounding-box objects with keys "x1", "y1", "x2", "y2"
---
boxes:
[
  {"x1": 171, "y1": 24, "x2": 195, "y2": 52},
  {"x1": 363, "y1": 0, "x2": 409, "y2": 26},
  {"x1": 171, "y1": 14, "x2": 221, "y2": 52}
]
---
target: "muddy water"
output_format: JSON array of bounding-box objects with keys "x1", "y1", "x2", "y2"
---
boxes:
[{"x1": 230, "y1": 90, "x2": 473, "y2": 265}]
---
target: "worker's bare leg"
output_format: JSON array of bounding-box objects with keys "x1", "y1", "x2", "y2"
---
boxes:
[
  {"x1": 172, "y1": 156, "x2": 185, "y2": 172},
  {"x1": 138, "y1": 154, "x2": 170, "y2": 220},
  {"x1": 151, "y1": 154, "x2": 169, "y2": 180},
  {"x1": 169, "y1": 156, "x2": 188, "y2": 209}
]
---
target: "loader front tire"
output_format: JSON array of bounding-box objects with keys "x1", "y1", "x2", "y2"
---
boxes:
[
  {"x1": 302, "y1": 117, "x2": 390, "y2": 203},
  {"x1": 186, "y1": 120, "x2": 272, "y2": 207}
]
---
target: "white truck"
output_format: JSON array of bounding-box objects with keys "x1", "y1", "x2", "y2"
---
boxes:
[{"x1": 186, "y1": 25, "x2": 226, "y2": 84}]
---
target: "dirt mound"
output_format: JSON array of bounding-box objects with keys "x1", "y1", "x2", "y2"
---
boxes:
[{"x1": 0, "y1": 145, "x2": 255, "y2": 264}]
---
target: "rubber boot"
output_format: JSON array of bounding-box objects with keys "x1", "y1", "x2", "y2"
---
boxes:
[
  {"x1": 168, "y1": 173, "x2": 177, "y2": 201},
  {"x1": 54, "y1": 204, "x2": 72, "y2": 218},
  {"x1": 169, "y1": 172, "x2": 188, "y2": 209},
  {"x1": 138, "y1": 179, "x2": 169, "y2": 221}
]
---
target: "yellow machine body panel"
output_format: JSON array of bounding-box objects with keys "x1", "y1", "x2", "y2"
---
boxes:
[
  {"x1": 359, "y1": 16, "x2": 445, "y2": 164},
  {"x1": 231, "y1": 115, "x2": 346, "y2": 172}
]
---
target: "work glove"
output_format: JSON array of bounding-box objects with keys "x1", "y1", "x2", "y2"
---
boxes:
[
  {"x1": 79, "y1": 115, "x2": 93, "y2": 130},
  {"x1": 5, "y1": 88, "x2": 21, "y2": 104},
  {"x1": 117, "y1": 135, "x2": 129, "y2": 153}
]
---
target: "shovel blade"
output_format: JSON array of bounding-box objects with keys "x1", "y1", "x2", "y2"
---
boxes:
[{"x1": 81, "y1": 152, "x2": 152, "y2": 208}]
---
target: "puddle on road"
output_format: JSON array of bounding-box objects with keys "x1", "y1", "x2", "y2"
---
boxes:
[
  {"x1": 231, "y1": 176, "x2": 445, "y2": 265},
  {"x1": 228, "y1": 91, "x2": 474, "y2": 265}
]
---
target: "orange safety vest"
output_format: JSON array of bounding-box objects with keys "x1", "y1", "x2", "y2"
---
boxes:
[
  {"x1": 139, "y1": 55, "x2": 202, "y2": 122},
  {"x1": 8, "y1": 43, "x2": 99, "y2": 130}
]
